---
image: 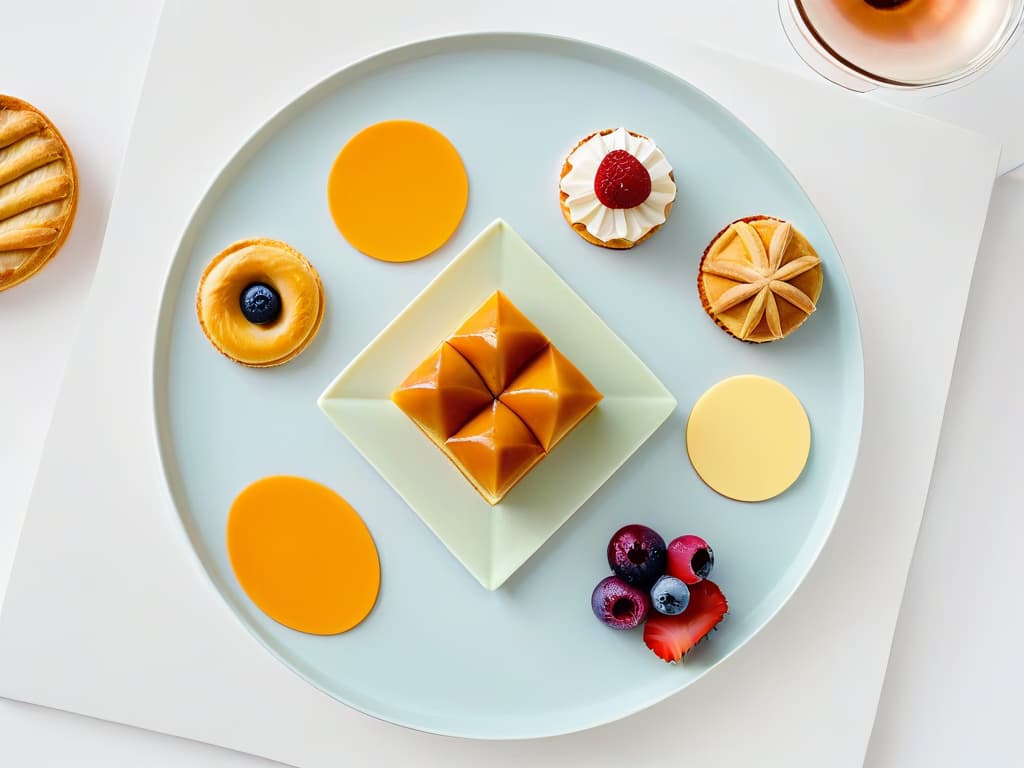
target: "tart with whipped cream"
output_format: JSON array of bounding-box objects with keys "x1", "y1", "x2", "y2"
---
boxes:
[
  {"x1": 698, "y1": 216, "x2": 823, "y2": 343},
  {"x1": 196, "y1": 238, "x2": 324, "y2": 367},
  {"x1": 558, "y1": 127, "x2": 676, "y2": 249}
]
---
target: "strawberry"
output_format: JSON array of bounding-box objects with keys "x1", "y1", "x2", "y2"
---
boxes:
[{"x1": 642, "y1": 579, "x2": 728, "y2": 663}]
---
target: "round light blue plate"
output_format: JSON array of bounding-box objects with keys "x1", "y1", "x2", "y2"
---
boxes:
[{"x1": 154, "y1": 33, "x2": 863, "y2": 740}]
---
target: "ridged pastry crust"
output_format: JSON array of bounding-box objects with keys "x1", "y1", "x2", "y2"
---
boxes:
[
  {"x1": 698, "y1": 216, "x2": 823, "y2": 343},
  {"x1": 196, "y1": 238, "x2": 324, "y2": 367},
  {"x1": 558, "y1": 128, "x2": 674, "y2": 250},
  {"x1": 0, "y1": 95, "x2": 78, "y2": 291}
]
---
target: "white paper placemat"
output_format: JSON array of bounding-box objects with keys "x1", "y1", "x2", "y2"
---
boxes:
[
  {"x1": 865, "y1": 171, "x2": 1024, "y2": 767},
  {"x1": 0, "y1": 2, "x2": 999, "y2": 766}
]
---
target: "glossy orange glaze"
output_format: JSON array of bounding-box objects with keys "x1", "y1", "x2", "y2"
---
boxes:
[
  {"x1": 446, "y1": 291, "x2": 549, "y2": 396},
  {"x1": 499, "y1": 345, "x2": 603, "y2": 451},
  {"x1": 391, "y1": 343, "x2": 493, "y2": 440},
  {"x1": 446, "y1": 401, "x2": 545, "y2": 502}
]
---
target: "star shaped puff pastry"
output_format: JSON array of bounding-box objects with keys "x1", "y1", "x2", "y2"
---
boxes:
[{"x1": 699, "y1": 219, "x2": 822, "y2": 342}]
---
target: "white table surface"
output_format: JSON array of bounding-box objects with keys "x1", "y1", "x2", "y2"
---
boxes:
[{"x1": 1, "y1": 2, "x2": 1020, "y2": 766}]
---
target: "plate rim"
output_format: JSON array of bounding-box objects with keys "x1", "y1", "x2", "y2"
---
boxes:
[{"x1": 151, "y1": 31, "x2": 865, "y2": 740}]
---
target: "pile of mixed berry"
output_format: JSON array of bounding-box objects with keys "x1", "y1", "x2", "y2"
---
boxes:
[{"x1": 591, "y1": 525, "x2": 728, "y2": 663}]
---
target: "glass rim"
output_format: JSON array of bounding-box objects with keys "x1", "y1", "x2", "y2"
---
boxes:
[{"x1": 782, "y1": 0, "x2": 1024, "y2": 89}]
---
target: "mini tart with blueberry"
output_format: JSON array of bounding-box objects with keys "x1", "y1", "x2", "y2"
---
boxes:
[
  {"x1": 558, "y1": 127, "x2": 676, "y2": 249},
  {"x1": 698, "y1": 216, "x2": 823, "y2": 343},
  {"x1": 0, "y1": 95, "x2": 78, "y2": 291},
  {"x1": 196, "y1": 238, "x2": 324, "y2": 367}
]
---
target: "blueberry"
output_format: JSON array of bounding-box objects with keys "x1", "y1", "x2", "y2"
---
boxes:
[
  {"x1": 240, "y1": 283, "x2": 281, "y2": 325},
  {"x1": 606, "y1": 524, "x2": 668, "y2": 589},
  {"x1": 650, "y1": 575, "x2": 690, "y2": 616}
]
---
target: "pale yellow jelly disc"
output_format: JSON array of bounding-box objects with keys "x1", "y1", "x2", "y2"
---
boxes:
[
  {"x1": 685, "y1": 375, "x2": 810, "y2": 502},
  {"x1": 227, "y1": 476, "x2": 380, "y2": 635},
  {"x1": 327, "y1": 120, "x2": 468, "y2": 262}
]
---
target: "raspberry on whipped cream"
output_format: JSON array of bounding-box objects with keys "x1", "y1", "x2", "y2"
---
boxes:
[{"x1": 559, "y1": 127, "x2": 676, "y2": 248}]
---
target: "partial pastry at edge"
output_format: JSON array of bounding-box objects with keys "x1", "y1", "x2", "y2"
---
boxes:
[
  {"x1": 559, "y1": 127, "x2": 676, "y2": 250},
  {"x1": 0, "y1": 95, "x2": 78, "y2": 291},
  {"x1": 196, "y1": 238, "x2": 324, "y2": 367},
  {"x1": 697, "y1": 216, "x2": 823, "y2": 343}
]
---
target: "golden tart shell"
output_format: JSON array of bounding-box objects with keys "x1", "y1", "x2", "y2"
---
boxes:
[
  {"x1": 698, "y1": 215, "x2": 823, "y2": 343},
  {"x1": 196, "y1": 238, "x2": 324, "y2": 367},
  {"x1": 558, "y1": 128, "x2": 674, "y2": 250},
  {"x1": 0, "y1": 95, "x2": 78, "y2": 291}
]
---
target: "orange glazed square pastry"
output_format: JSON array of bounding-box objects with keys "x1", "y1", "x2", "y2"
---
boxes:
[{"x1": 392, "y1": 291, "x2": 603, "y2": 505}]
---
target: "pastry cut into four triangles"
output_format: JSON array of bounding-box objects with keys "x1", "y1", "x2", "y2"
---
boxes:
[{"x1": 392, "y1": 291, "x2": 603, "y2": 504}]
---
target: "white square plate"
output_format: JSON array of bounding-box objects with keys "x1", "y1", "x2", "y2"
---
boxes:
[{"x1": 318, "y1": 219, "x2": 677, "y2": 589}]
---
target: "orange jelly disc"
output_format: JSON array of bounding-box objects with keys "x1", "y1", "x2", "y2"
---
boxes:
[
  {"x1": 226, "y1": 476, "x2": 380, "y2": 635},
  {"x1": 327, "y1": 120, "x2": 469, "y2": 262}
]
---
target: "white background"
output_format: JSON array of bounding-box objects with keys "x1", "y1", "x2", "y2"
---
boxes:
[{"x1": 1, "y1": 1, "x2": 1021, "y2": 766}]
